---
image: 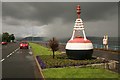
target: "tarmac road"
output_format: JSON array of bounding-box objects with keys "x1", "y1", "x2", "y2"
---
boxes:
[
  {"x1": 0, "y1": 45, "x2": 2, "y2": 79},
  {"x1": 2, "y1": 43, "x2": 19, "y2": 59},
  {"x1": 1, "y1": 42, "x2": 42, "y2": 79},
  {"x1": 93, "y1": 50, "x2": 119, "y2": 61}
]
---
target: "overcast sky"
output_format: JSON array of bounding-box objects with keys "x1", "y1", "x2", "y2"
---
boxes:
[{"x1": 2, "y1": 2, "x2": 118, "y2": 39}]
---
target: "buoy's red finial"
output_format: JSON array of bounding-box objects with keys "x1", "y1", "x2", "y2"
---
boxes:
[{"x1": 76, "y1": 5, "x2": 81, "y2": 18}]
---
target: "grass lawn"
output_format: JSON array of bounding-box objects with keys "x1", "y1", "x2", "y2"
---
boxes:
[
  {"x1": 29, "y1": 42, "x2": 61, "y2": 56},
  {"x1": 43, "y1": 67, "x2": 119, "y2": 78}
]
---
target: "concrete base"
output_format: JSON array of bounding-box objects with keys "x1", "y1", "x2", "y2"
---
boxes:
[{"x1": 66, "y1": 49, "x2": 93, "y2": 60}]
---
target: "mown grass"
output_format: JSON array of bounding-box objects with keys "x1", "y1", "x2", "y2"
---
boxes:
[
  {"x1": 43, "y1": 67, "x2": 119, "y2": 78},
  {"x1": 29, "y1": 42, "x2": 61, "y2": 56}
]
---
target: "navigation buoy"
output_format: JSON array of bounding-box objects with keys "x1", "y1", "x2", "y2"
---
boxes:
[{"x1": 65, "y1": 5, "x2": 93, "y2": 59}]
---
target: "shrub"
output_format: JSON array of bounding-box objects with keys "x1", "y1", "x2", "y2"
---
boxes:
[
  {"x1": 36, "y1": 53, "x2": 108, "y2": 69},
  {"x1": 48, "y1": 37, "x2": 59, "y2": 59}
]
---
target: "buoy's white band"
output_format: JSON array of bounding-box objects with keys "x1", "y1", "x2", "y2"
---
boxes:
[{"x1": 66, "y1": 43, "x2": 93, "y2": 50}]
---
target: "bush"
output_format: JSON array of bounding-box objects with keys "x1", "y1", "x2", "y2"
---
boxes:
[
  {"x1": 48, "y1": 37, "x2": 59, "y2": 59},
  {"x1": 36, "y1": 53, "x2": 108, "y2": 69}
]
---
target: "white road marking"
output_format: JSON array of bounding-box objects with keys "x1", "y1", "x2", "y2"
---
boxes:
[
  {"x1": 15, "y1": 48, "x2": 19, "y2": 52},
  {"x1": 7, "y1": 55, "x2": 10, "y2": 58},
  {"x1": 0, "y1": 47, "x2": 20, "y2": 62},
  {"x1": 9, "y1": 53, "x2": 13, "y2": 56},
  {"x1": 0, "y1": 59, "x2": 5, "y2": 62},
  {"x1": 12, "y1": 52, "x2": 14, "y2": 54},
  {"x1": 29, "y1": 52, "x2": 32, "y2": 55}
]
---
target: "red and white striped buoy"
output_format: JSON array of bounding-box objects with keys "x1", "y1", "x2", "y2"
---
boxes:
[{"x1": 65, "y1": 5, "x2": 93, "y2": 59}]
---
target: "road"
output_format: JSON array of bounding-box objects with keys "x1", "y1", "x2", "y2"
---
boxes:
[
  {"x1": 1, "y1": 42, "x2": 42, "y2": 79},
  {"x1": 93, "y1": 50, "x2": 119, "y2": 61},
  {"x1": 0, "y1": 45, "x2": 2, "y2": 79}
]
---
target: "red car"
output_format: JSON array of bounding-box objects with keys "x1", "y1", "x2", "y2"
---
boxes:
[
  {"x1": 20, "y1": 41, "x2": 29, "y2": 49},
  {"x1": 1, "y1": 42, "x2": 7, "y2": 45}
]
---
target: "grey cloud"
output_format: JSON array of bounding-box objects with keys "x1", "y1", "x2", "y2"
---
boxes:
[
  {"x1": 0, "y1": 2, "x2": 2, "y2": 34},
  {"x1": 2, "y1": 2, "x2": 118, "y2": 25},
  {"x1": 3, "y1": 17, "x2": 42, "y2": 26},
  {"x1": 2, "y1": 2, "x2": 118, "y2": 38}
]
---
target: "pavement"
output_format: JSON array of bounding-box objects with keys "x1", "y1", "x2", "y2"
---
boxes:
[
  {"x1": 1, "y1": 42, "x2": 42, "y2": 79},
  {"x1": 93, "y1": 50, "x2": 119, "y2": 61}
]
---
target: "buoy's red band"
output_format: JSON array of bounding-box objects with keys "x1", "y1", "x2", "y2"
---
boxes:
[{"x1": 68, "y1": 37, "x2": 92, "y2": 43}]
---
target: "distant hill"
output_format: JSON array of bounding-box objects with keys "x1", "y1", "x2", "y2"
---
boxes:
[
  {"x1": 22, "y1": 37, "x2": 49, "y2": 42},
  {"x1": 58, "y1": 36, "x2": 118, "y2": 45},
  {"x1": 21, "y1": 36, "x2": 118, "y2": 46}
]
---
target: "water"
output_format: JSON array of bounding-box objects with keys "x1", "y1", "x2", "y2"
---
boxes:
[
  {"x1": 59, "y1": 37, "x2": 119, "y2": 51},
  {"x1": 88, "y1": 37, "x2": 119, "y2": 51},
  {"x1": 93, "y1": 44, "x2": 120, "y2": 51}
]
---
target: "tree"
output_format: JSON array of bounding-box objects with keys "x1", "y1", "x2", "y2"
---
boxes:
[
  {"x1": 2, "y1": 32, "x2": 10, "y2": 42},
  {"x1": 48, "y1": 37, "x2": 59, "y2": 59},
  {"x1": 9, "y1": 34, "x2": 15, "y2": 42},
  {"x1": 2, "y1": 32, "x2": 15, "y2": 42}
]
